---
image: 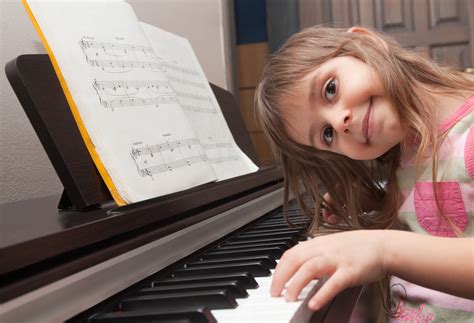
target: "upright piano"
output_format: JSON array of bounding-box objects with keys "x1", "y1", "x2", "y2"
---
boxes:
[{"x1": 1, "y1": 55, "x2": 365, "y2": 322}]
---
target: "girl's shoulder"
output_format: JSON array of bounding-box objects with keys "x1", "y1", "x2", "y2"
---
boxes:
[{"x1": 438, "y1": 95, "x2": 473, "y2": 134}]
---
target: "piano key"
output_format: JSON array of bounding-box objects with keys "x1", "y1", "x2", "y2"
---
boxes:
[
  {"x1": 214, "y1": 241, "x2": 291, "y2": 251},
  {"x1": 257, "y1": 219, "x2": 308, "y2": 226},
  {"x1": 233, "y1": 231, "x2": 303, "y2": 240},
  {"x1": 173, "y1": 261, "x2": 271, "y2": 277},
  {"x1": 138, "y1": 281, "x2": 248, "y2": 299},
  {"x1": 152, "y1": 272, "x2": 259, "y2": 289},
  {"x1": 211, "y1": 274, "x2": 321, "y2": 322},
  {"x1": 119, "y1": 289, "x2": 238, "y2": 311},
  {"x1": 240, "y1": 228, "x2": 303, "y2": 235},
  {"x1": 256, "y1": 216, "x2": 307, "y2": 223},
  {"x1": 202, "y1": 246, "x2": 285, "y2": 260},
  {"x1": 250, "y1": 222, "x2": 307, "y2": 230},
  {"x1": 187, "y1": 255, "x2": 277, "y2": 270},
  {"x1": 89, "y1": 306, "x2": 217, "y2": 323},
  {"x1": 222, "y1": 236, "x2": 298, "y2": 247}
]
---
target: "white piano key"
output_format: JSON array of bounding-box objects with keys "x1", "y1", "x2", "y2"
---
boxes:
[{"x1": 211, "y1": 269, "x2": 319, "y2": 323}]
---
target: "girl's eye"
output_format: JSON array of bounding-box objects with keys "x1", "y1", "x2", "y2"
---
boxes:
[
  {"x1": 322, "y1": 125, "x2": 334, "y2": 146},
  {"x1": 324, "y1": 79, "x2": 337, "y2": 101}
]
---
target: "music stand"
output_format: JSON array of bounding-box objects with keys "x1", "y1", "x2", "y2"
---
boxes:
[{"x1": 5, "y1": 54, "x2": 259, "y2": 210}]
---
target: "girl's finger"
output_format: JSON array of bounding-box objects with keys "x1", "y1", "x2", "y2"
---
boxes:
[
  {"x1": 284, "y1": 257, "x2": 332, "y2": 302},
  {"x1": 308, "y1": 269, "x2": 351, "y2": 311},
  {"x1": 323, "y1": 192, "x2": 332, "y2": 204},
  {"x1": 270, "y1": 247, "x2": 308, "y2": 296}
]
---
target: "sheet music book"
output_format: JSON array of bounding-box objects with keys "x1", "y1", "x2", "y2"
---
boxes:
[{"x1": 23, "y1": 0, "x2": 258, "y2": 205}]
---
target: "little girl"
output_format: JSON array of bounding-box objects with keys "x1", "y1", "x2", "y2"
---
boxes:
[{"x1": 255, "y1": 26, "x2": 473, "y2": 321}]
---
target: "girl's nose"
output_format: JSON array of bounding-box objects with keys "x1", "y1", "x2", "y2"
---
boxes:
[
  {"x1": 333, "y1": 109, "x2": 352, "y2": 134},
  {"x1": 343, "y1": 115, "x2": 350, "y2": 133}
]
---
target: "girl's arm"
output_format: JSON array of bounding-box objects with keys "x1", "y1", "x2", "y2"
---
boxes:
[
  {"x1": 270, "y1": 230, "x2": 474, "y2": 311},
  {"x1": 383, "y1": 230, "x2": 474, "y2": 299}
]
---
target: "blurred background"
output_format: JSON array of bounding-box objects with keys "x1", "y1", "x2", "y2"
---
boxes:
[
  {"x1": 234, "y1": 0, "x2": 474, "y2": 167},
  {"x1": 1, "y1": 0, "x2": 473, "y2": 204}
]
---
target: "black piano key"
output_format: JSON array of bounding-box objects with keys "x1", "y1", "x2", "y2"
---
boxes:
[
  {"x1": 235, "y1": 231, "x2": 303, "y2": 240},
  {"x1": 257, "y1": 217, "x2": 308, "y2": 224},
  {"x1": 119, "y1": 289, "x2": 237, "y2": 311},
  {"x1": 89, "y1": 306, "x2": 216, "y2": 323},
  {"x1": 250, "y1": 222, "x2": 307, "y2": 230},
  {"x1": 242, "y1": 227, "x2": 303, "y2": 234},
  {"x1": 172, "y1": 261, "x2": 270, "y2": 277},
  {"x1": 252, "y1": 217, "x2": 309, "y2": 227},
  {"x1": 213, "y1": 241, "x2": 291, "y2": 251},
  {"x1": 138, "y1": 281, "x2": 248, "y2": 298},
  {"x1": 187, "y1": 255, "x2": 276, "y2": 270},
  {"x1": 152, "y1": 273, "x2": 259, "y2": 289},
  {"x1": 202, "y1": 246, "x2": 285, "y2": 259},
  {"x1": 239, "y1": 228, "x2": 302, "y2": 236},
  {"x1": 222, "y1": 236, "x2": 298, "y2": 247}
]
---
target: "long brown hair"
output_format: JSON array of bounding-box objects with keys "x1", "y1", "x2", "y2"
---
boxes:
[{"x1": 255, "y1": 26, "x2": 473, "y2": 314}]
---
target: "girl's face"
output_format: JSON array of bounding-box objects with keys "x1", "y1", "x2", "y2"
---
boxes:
[{"x1": 283, "y1": 56, "x2": 405, "y2": 160}]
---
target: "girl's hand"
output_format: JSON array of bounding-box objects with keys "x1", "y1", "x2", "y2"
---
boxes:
[{"x1": 270, "y1": 230, "x2": 387, "y2": 311}]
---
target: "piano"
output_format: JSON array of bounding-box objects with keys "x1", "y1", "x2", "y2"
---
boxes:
[{"x1": 1, "y1": 54, "x2": 365, "y2": 322}]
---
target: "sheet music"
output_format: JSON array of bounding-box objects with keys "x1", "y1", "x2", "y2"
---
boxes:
[
  {"x1": 140, "y1": 23, "x2": 259, "y2": 180},
  {"x1": 26, "y1": 0, "x2": 217, "y2": 203}
]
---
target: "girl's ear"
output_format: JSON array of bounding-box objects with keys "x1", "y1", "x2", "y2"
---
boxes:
[
  {"x1": 347, "y1": 26, "x2": 370, "y2": 35},
  {"x1": 348, "y1": 26, "x2": 389, "y2": 52}
]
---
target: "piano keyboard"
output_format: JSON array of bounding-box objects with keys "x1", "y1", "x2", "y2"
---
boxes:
[{"x1": 77, "y1": 203, "x2": 318, "y2": 322}]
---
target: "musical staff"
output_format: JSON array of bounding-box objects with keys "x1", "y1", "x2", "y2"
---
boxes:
[
  {"x1": 168, "y1": 75, "x2": 205, "y2": 89},
  {"x1": 92, "y1": 78, "x2": 216, "y2": 113},
  {"x1": 80, "y1": 38, "x2": 199, "y2": 75},
  {"x1": 93, "y1": 79, "x2": 172, "y2": 93},
  {"x1": 201, "y1": 142, "x2": 233, "y2": 150},
  {"x1": 163, "y1": 62, "x2": 198, "y2": 76},
  {"x1": 80, "y1": 39, "x2": 154, "y2": 55},
  {"x1": 175, "y1": 91, "x2": 212, "y2": 102},
  {"x1": 181, "y1": 104, "x2": 216, "y2": 114},
  {"x1": 131, "y1": 137, "x2": 207, "y2": 179},
  {"x1": 138, "y1": 154, "x2": 208, "y2": 177},
  {"x1": 100, "y1": 95, "x2": 178, "y2": 109},
  {"x1": 209, "y1": 155, "x2": 240, "y2": 163},
  {"x1": 130, "y1": 138, "x2": 200, "y2": 159},
  {"x1": 85, "y1": 57, "x2": 165, "y2": 72}
]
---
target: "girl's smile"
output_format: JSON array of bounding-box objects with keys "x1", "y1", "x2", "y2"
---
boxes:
[
  {"x1": 282, "y1": 56, "x2": 405, "y2": 160},
  {"x1": 362, "y1": 96, "x2": 373, "y2": 144}
]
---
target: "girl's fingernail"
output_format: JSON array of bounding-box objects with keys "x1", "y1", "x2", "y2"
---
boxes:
[{"x1": 309, "y1": 300, "x2": 320, "y2": 311}]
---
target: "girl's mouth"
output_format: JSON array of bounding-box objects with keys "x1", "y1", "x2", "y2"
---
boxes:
[{"x1": 362, "y1": 97, "x2": 373, "y2": 144}]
